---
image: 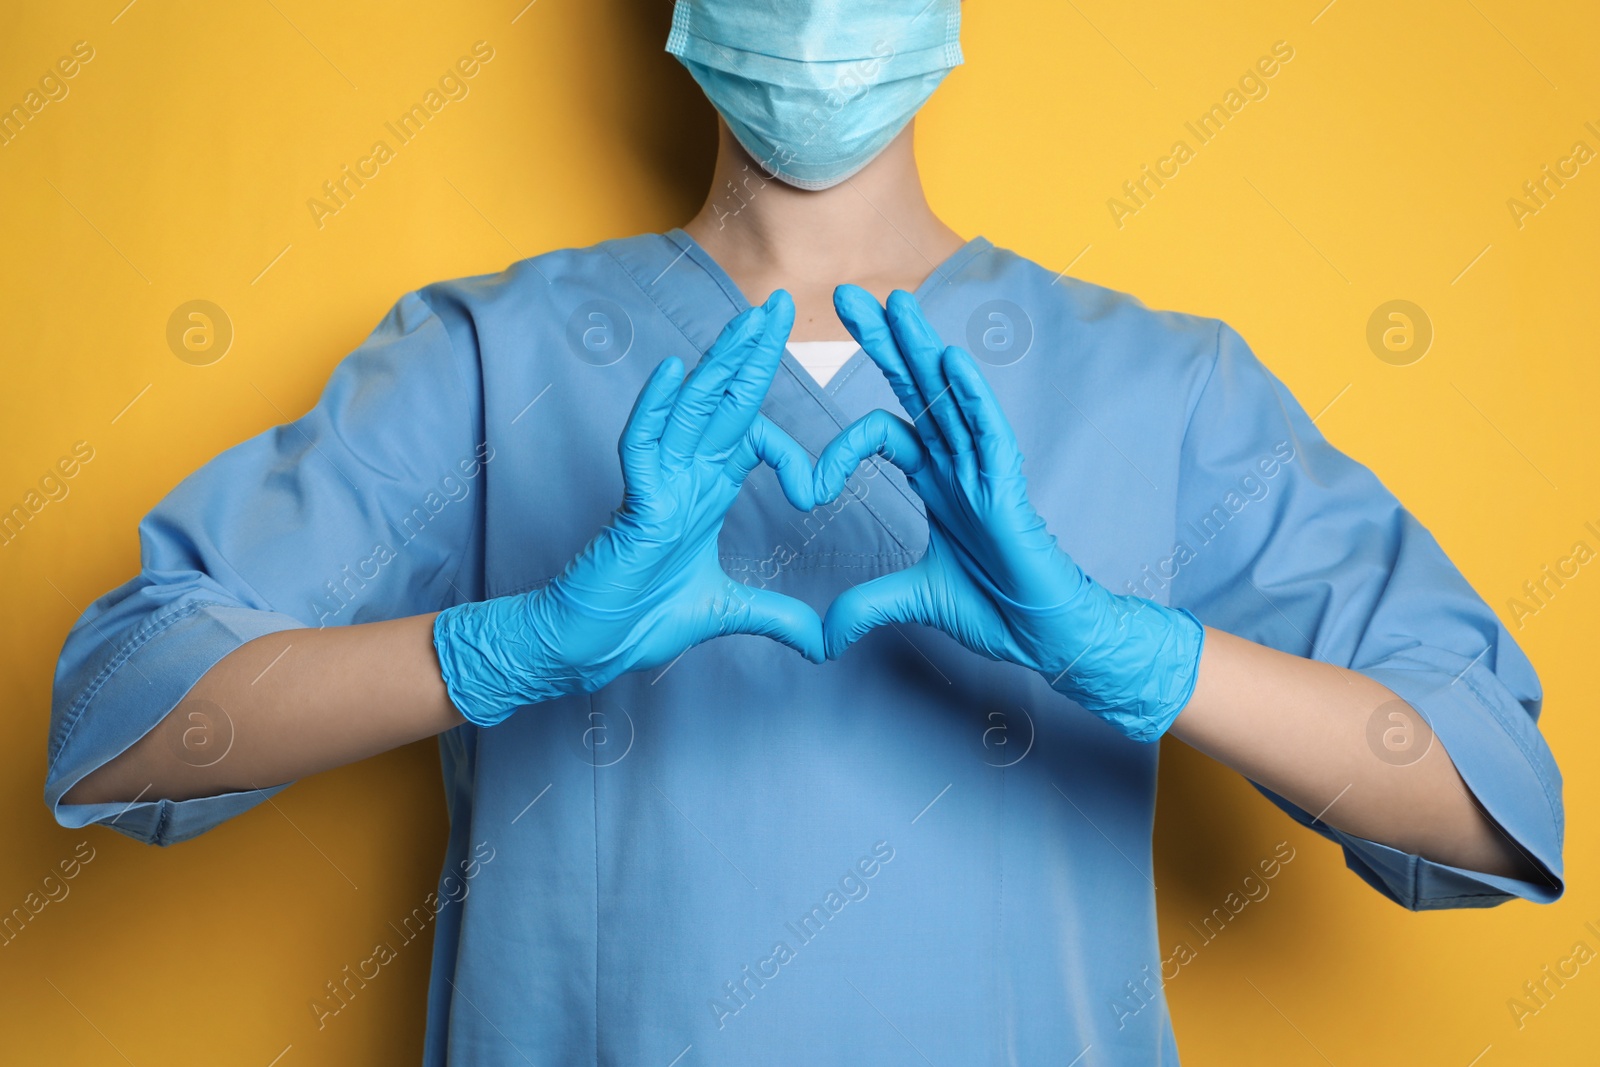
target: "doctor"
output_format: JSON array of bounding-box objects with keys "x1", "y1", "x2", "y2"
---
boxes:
[{"x1": 51, "y1": 1, "x2": 1562, "y2": 1063}]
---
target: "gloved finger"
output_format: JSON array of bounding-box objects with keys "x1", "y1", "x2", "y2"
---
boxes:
[
  {"x1": 718, "y1": 584, "x2": 825, "y2": 664},
  {"x1": 942, "y1": 346, "x2": 1022, "y2": 477},
  {"x1": 726, "y1": 414, "x2": 817, "y2": 511},
  {"x1": 833, "y1": 285, "x2": 940, "y2": 452},
  {"x1": 659, "y1": 304, "x2": 768, "y2": 469},
  {"x1": 618, "y1": 357, "x2": 684, "y2": 497},
  {"x1": 813, "y1": 409, "x2": 927, "y2": 505},
  {"x1": 822, "y1": 567, "x2": 930, "y2": 660},
  {"x1": 699, "y1": 291, "x2": 796, "y2": 460},
  {"x1": 885, "y1": 290, "x2": 973, "y2": 457}
]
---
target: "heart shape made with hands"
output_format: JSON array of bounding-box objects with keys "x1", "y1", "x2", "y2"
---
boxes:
[{"x1": 714, "y1": 283, "x2": 1091, "y2": 670}]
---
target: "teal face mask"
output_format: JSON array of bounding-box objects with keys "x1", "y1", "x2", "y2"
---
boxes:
[{"x1": 666, "y1": 0, "x2": 963, "y2": 191}]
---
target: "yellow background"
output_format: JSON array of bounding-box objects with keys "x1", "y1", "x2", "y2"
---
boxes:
[{"x1": 2, "y1": 0, "x2": 1596, "y2": 1063}]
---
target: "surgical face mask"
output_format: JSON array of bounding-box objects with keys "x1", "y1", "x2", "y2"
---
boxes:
[{"x1": 666, "y1": 0, "x2": 963, "y2": 191}]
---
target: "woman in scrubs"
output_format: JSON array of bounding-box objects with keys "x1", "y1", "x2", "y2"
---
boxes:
[{"x1": 49, "y1": 2, "x2": 1563, "y2": 1063}]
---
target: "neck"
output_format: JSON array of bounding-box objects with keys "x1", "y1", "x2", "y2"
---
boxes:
[{"x1": 682, "y1": 119, "x2": 965, "y2": 337}]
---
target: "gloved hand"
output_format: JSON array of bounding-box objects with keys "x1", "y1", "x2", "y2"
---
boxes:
[
  {"x1": 813, "y1": 285, "x2": 1206, "y2": 742},
  {"x1": 433, "y1": 291, "x2": 823, "y2": 727}
]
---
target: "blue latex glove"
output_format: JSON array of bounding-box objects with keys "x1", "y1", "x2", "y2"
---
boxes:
[
  {"x1": 434, "y1": 292, "x2": 822, "y2": 726},
  {"x1": 814, "y1": 286, "x2": 1206, "y2": 742}
]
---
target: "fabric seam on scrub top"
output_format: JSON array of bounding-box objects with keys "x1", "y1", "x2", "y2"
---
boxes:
[
  {"x1": 775, "y1": 236, "x2": 996, "y2": 437},
  {"x1": 766, "y1": 349, "x2": 920, "y2": 541},
  {"x1": 111, "y1": 785, "x2": 291, "y2": 848},
  {"x1": 773, "y1": 341, "x2": 841, "y2": 399},
  {"x1": 603, "y1": 235, "x2": 926, "y2": 554},
  {"x1": 1175, "y1": 322, "x2": 1226, "y2": 497},
  {"x1": 440, "y1": 364, "x2": 487, "y2": 610},
  {"x1": 660, "y1": 225, "x2": 989, "y2": 532},
  {"x1": 590, "y1": 689, "x2": 601, "y2": 1067},
  {"x1": 697, "y1": 225, "x2": 985, "y2": 502},
  {"x1": 151, "y1": 796, "x2": 172, "y2": 843},
  {"x1": 825, "y1": 348, "x2": 871, "y2": 393},
  {"x1": 438, "y1": 487, "x2": 484, "y2": 611},
  {"x1": 1448, "y1": 656, "x2": 1564, "y2": 830},
  {"x1": 158, "y1": 804, "x2": 251, "y2": 847},
  {"x1": 411, "y1": 286, "x2": 487, "y2": 612},
  {"x1": 758, "y1": 404, "x2": 920, "y2": 554},
  {"x1": 996, "y1": 764, "x2": 1009, "y2": 1060},
  {"x1": 784, "y1": 340, "x2": 860, "y2": 390},
  {"x1": 812, "y1": 238, "x2": 995, "y2": 408},
  {"x1": 603, "y1": 242, "x2": 716, "y2": 367},
  {"x1": 1411, "y1": 890, "x2": 1526, "y2": 907},
  {"x1": 51, "y1": 597, "x2": 222, "y2": 776}
]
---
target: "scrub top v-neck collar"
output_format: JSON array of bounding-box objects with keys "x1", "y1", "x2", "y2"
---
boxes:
[
  {"x1": 608, "y1": 228, "x2": 994, "y2": 552},
  {"x1": 658, "y1": 226, "x2": 993, "y2": 401}
]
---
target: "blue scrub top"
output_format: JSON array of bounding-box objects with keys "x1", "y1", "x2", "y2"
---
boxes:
[{"x1": 47, "y1": 230, "x2": 1565, "y2": 1065}]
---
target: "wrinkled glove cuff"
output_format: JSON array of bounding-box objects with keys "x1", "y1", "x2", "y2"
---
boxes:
[
  {"x1": 433, "y1": 595, "x2": 578, "y2": 727},
  {"x1": 1037, "y1": 597, "x2": 1206, "y2": 743}
]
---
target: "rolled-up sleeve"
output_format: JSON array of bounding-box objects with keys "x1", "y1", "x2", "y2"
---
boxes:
[
  {"x1": 1169, "y1": 322, "x2": 1564, "y2": 910},
  {"x1": 47, "y1": 287, "x2": 487, "y2": 845}
]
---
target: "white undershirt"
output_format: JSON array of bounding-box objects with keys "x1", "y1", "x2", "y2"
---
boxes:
[{"x1": 787, "y1": 341, "x2": 860, "y2": 387}]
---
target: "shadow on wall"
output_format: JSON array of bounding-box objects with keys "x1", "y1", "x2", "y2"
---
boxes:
[
  {"x1": 612, "y1": 0, "x2": 718, "y2": 218},
  {"x1": 1153, "y1": 739, "x2": 1300, "y2": 917}
]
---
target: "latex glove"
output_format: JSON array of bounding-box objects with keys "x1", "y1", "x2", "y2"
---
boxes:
[
  {"x1": 814, "y1": 285, "x2": 1205, "y2": 742},
  {"x1": 434, "y1": 292, "x2": 822, "y2": 727}
]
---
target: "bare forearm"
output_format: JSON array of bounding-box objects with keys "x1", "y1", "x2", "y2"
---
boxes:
[
  {"x1": 1169, "y1": 627, "x2": 1538, "y2": 881},
  {"x1": 64, "y1": 614, "x2": 465, "y2": 805}
]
